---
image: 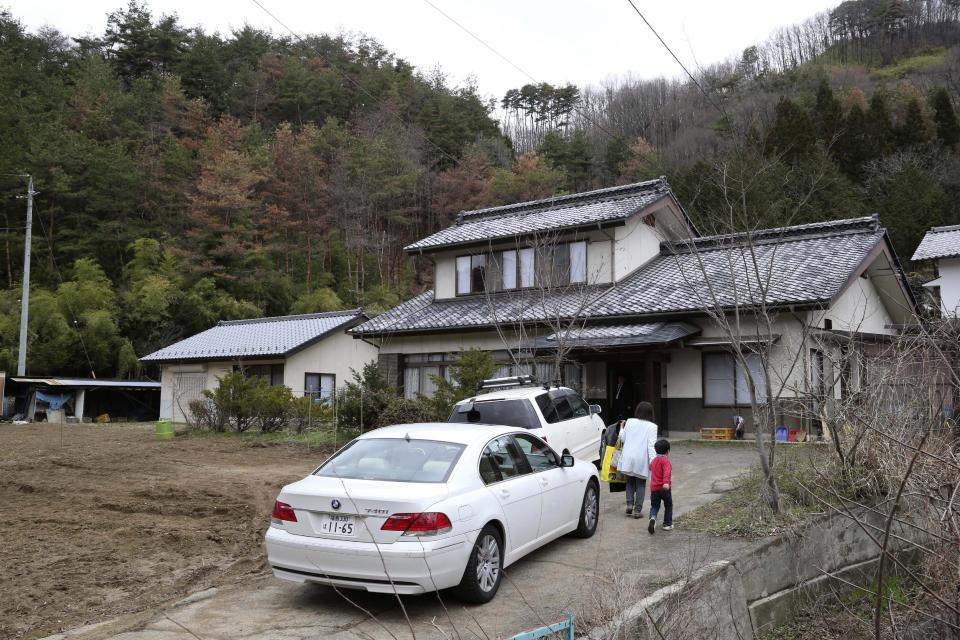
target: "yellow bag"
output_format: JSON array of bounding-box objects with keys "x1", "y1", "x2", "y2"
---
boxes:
[{"x1": 600, "y1": 445, "x2": 626, "y2": 483}]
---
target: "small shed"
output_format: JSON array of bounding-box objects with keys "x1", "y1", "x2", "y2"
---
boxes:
[
  {"x1": 7, "y1": 377, "x2": 161, "y2": 423},
  {"x1": 141, "y1": 309, "x2": 379, "y2": 424}
]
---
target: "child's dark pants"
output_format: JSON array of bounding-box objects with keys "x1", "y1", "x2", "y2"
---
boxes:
[{"x1": 649, "y1": 489, "x2": 673, "y2": 526}]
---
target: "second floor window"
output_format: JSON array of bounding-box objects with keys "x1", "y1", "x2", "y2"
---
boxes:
[{"x1": 456, "y1": 242, "x2": 586, "y2": 295}]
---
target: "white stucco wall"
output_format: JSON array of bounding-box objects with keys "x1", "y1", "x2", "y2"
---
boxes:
[
  {"x1": 284, "y1": 331, "x2": 379, "y2": 394},
  {"x1": 817, "y1": 274, "x2": 895, "y2": 335},
  {"x1": 937, "y1": 257, "x2": 960, "y2": 318},
  {"x1": 665, "y1": 348, "x2": 701, "y2": 398},
  {"x1": 613, "y1": 213, "x2": 663, "y2": 280}
]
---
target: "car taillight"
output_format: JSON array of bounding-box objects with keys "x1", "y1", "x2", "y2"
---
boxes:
[
  {"x1": 381, "y1": 512, "x2": 453, "y2": 536},
  {"x1": 271, "y1": 500, "x2": 298, "y2": 523}
]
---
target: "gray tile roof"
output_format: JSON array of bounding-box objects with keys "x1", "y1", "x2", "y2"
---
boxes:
[
  {"x1": 405, "y1": 178, "x2": 671, "y2": 252},
  {"x1": 141, "y1": 309, "x2": 365, "y2": 362},
  {"x1": 353, "y1": 287, "x2": 608, "y2": 334},
  {"x1": 912, "y1": 224, "x2": 960, "y2": 261},
  {"x1": 590, "y1": 218, "x2": 885, "y2": 316},
  {"x1": 531, "y1": 321, "x2": 700, "y2": 349},
  {"x1": 353, "y1": 217, "x2": 891, "y2": 336}
]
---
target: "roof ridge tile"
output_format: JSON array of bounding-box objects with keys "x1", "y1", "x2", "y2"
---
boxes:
[
  {"x1": 456, "y1": 177, "x2": 667, "y2": 223},
  {"x1": 662, "y1": 216, "x2": 880, "y2": 254},
  {"x1": 218, "y1": 308, "x2": 363, "y2": 326}
]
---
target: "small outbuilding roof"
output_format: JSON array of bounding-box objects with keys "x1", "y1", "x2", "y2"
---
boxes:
[
  {"x1": 405, "y1": 178, "x2": 674, "y2": 252},
  {"x1": 911, "y1": 224, "x2": 960, "y2": 261},
  {"x1": 141, "y1": 309, "x2": 366, "y2": 363},
  {"x1": 9, "y1": 377, "x2": 160, "y2": 389}
]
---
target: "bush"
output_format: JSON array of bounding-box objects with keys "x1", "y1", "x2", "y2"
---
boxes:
[
  {"x1": 427, "y1": 348, "x2": 498, "y2": 419},
  {"x1": 254, "y1": 384, "x2": 293, "y2": 433},
  {"x1": 201, "y1": 372, "x2": 268, "y2": 433},
  {"x1": 188, "y1": 397, "x2": 226, "y2": 432},
  {"x1": 335, "y1": 362, "x2": 394, "y2": 432},
  {"x1": 376, "y1": 394, "x2": 436, "y2": 428},
  {"x1": 288, "y1": 396, "x2": 335, "y2": 434}
]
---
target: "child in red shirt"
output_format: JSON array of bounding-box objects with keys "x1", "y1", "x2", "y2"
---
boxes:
[{"x1": 648, "y1": 439, "x2": 673, "y2": 534}]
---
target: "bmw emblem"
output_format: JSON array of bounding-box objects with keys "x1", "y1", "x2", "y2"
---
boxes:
[{"x1": 331, "y1": 499, "x2": 341, "y2": 511}]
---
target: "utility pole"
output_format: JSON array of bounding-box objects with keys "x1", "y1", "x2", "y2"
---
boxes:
[{"x1": 17, "y1": 175, "x2": 34, "y2": 376}]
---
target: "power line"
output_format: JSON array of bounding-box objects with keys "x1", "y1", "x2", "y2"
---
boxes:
[
  {"x1": 623, "y1": 0, "x2": 727, "y2": 118},
  {"x1": 249, "y1": 0, "x2": 463, "y2": 168},
  {"x1": 421, "y1": 0, "x2": 538, "y2": 82},
  {"x1": 420, "y1": 0, "x2": 619, "y2": 141}
]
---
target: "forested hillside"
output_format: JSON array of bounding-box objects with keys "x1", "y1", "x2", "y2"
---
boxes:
[{"x1": 0, "y1": 0, "x2": 958, "y2": 378}]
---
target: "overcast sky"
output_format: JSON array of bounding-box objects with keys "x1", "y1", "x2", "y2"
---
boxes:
[{"x1": 9, "y1": 0, "x2": 840, "y2": 100}]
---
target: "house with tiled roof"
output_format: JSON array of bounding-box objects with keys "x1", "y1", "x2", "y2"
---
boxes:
[
  {"x1": 142, "y1": 309, "x2": 378, "y2": 423},
  {"x1": 912, "y1": 224, "x2": 960, "y2": 318},
  {"x1": 353, "y1": 178, "x2": 918, "y2": 435}
]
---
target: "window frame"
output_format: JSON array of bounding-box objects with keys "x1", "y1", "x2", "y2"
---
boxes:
[
  {"x1": 455, "y1": 256, "x2": 471, "y2": 295},
  {"x1": 304, "y1": 372, "x2": 336, "y2": 404},
  {"x1": 478, "y1": 435, "x2": 531, "y2": 485},
  {"x1": 511, "y1": 433, "x2": 559, "y2": 473},
  {"x1": 701, "y1": 351, "x2": 768, "y2": 407},
  {"x1": 234, "y1": 363, "x2": 285, "y2": 386},
  {"x1": 313, "y1": 438, "x2": 466, "y2": 484},
  {"x1": 454, "y1": 241, "x2": 589, "y2": 296},
  {"x1": 569, "y1": 241, "x2": 587, "y2": 284},
  {"x1": 403, "y1": 353, "x2": 454, "y2": 399}
]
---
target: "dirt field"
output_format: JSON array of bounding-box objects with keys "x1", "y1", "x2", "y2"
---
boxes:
[{"x1": 0, "y1": 423, "x2": 333, "y2": 640}]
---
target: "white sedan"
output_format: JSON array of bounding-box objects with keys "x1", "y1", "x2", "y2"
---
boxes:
[{"x1": 265, "y1": 422, "x2": 600, "y2": 603}]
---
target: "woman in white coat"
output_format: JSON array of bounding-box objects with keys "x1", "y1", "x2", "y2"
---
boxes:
[{"x1": 617, "y1": 401, "x2": 659, "y2": 518}]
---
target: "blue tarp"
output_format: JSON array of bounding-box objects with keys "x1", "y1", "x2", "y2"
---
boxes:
[{"x1": 36, "y1": 390, "x2": 73, "y2": 410}]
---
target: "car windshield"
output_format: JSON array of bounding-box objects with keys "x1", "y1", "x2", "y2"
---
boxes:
[
  {"x1": 448, "y1": 399, "x2": 537, "y2": 429},
  {"x1": 314, "y1": 438, "x2": 465, "y2": 483}
]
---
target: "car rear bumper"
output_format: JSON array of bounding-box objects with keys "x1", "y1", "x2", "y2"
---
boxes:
[{"x1": 265, "y1": 526, "x2": 473, "y2": 594}]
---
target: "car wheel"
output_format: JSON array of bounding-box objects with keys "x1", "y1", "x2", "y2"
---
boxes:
[
  {"x1": 573, "y1": 480, "x2": 600, "y2": 538},
  {"x1": 456, "y1": 525, "x2": 504, "y2": 603}
]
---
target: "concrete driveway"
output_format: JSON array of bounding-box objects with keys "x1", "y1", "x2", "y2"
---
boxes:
[{"x1": 65, "y1": 443, "x2": 759, "y2": 640}]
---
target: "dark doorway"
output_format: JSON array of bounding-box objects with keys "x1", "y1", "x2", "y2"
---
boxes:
[{"x1": 608, "y1": 360, "x2": 667, "y2": 435}]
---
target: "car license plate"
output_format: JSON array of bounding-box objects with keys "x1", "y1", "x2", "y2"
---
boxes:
[{"x1": 318, "y1": 513, "x2": 357, "y2": 537}]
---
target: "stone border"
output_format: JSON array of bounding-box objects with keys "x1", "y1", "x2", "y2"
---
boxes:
[{"x1": 588, "y1": 510, "x2": 921, "y2": 639}]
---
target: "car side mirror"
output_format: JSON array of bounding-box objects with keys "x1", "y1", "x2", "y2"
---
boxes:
[
  {"x1": 589, "y1": 404, "x2": 602, "y2": 416},
  {"x1": 560, "y1": 452, "x2": 575, "y2": 468}
]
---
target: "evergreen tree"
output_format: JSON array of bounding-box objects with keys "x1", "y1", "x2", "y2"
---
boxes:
[
  {"x1": 894, "y1": 98, "x2": 928, "y2": 148},
  {"x1": 930, "y1": 87, "x2": 960, "y2": 148},
  {"x1": 765, "y1": 97, "x2": 816, "y2": 163},
  {"x1": 564, "y1": 130, "x2": 593, "y2": 191},
  {"x1": 813, "y1": 79, "x2": 843, "y2": 143},
  {"x1": 865, "y1": 93, "x2": 894, "y2": 157},
  {"x1": 835, "y1": 103, "x2": 870, "y2": 177},
  {"x1": 538, "y1": 130, "x2": 567, "y2": 170},
  {"x1": 603, "y1": 136, "x2": 631, "y2": 182}
]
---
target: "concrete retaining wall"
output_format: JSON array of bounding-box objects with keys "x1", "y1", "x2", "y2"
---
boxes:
[{"x1": 589, "y1": 510, "x2": 921, "y2": 639}]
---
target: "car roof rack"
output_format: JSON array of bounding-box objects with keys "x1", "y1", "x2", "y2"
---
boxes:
[{"x1": 478, "y1": 375, "x2": 538, "y2": 391}]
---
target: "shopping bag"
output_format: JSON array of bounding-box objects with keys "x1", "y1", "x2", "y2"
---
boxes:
[{"x1": 600, "y1": 445, "x2": 626, "y2": 483}]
